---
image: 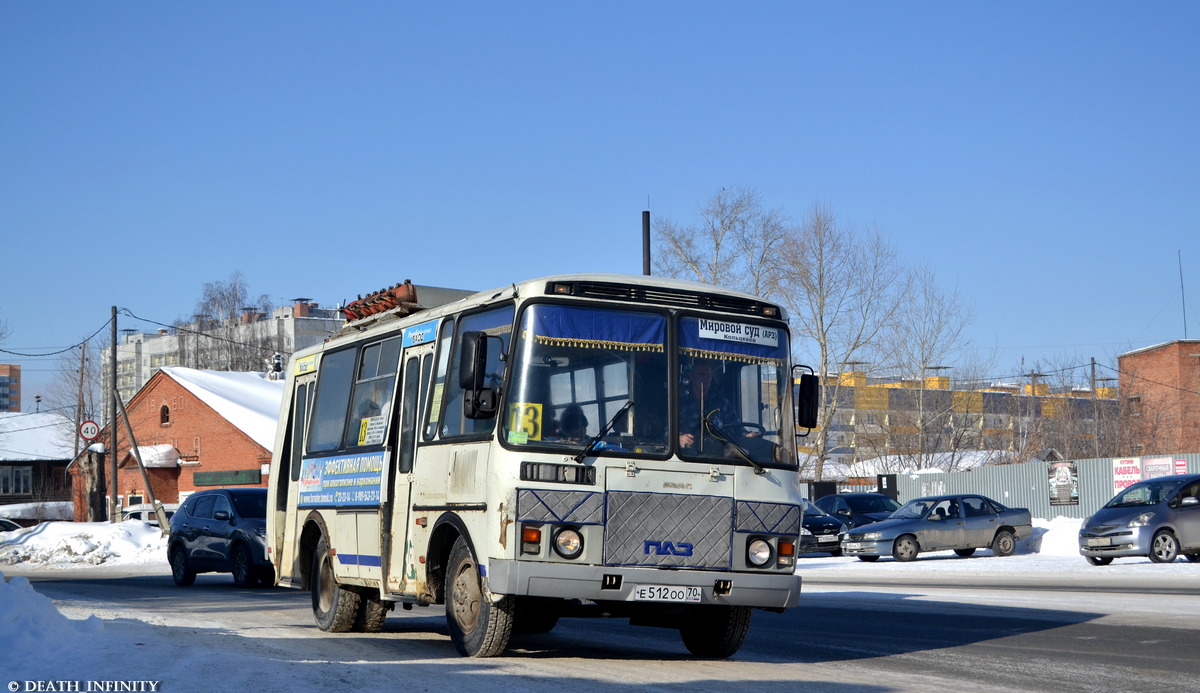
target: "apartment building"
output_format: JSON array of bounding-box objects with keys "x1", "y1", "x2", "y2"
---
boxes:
[{"x1": 0, "y1": 364, "x2": 19, "y2": 412}]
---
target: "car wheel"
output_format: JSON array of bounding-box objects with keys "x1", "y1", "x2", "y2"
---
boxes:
[
  {"x1": 1086, "y1": 555, "x2": 1113, "y2": 566},
  {"x1": 679, "y1": 605, "x2": 752, "y2": 658},
  {"x1": 231, "y1": 544, "x2": 256, "y2": 588},
  {"x1": 1149, "y1": 530, "x2": 1180, "y2": 563},
  {"x1": 857, "y1": 555, "x2": 880, "y2": 562},
  {"x1": 169, "y1": 544, "x2": 196, "y2": 586},
  {"x1": 991, "y1": 529, "x2": 1016, "y2": 557},
  {"x1": 892, "y1": 535, "x2": 919, "y2": 562},
  {"x1": 257, "y1": 564, "x2": 276, "y2": 587},
  {"x1": 312, "y1": 537, "x2": 361, "y2": 632},
  {"x1": 954, "y1": 548, "x2": 976, "y2": 557},
  {"x1": 446, "y1": 537, "x2": 514, "y2": 657}
]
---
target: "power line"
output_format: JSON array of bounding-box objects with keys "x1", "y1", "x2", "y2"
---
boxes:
[
  {"x1": 0, "y1": 318, "x2": 113, "y2": 357},
  {"x1": 118, "y1": 308, "x2": 294, "y2": 356}
]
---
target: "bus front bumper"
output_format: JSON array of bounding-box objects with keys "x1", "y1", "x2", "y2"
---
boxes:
[{"x1": 484, "y1": 559, "x2": 801, "y2": 609}]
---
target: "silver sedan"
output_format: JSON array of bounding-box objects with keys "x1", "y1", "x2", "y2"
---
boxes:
[{"x1": 841, "y1": 494, "x2": 1033, "y2": 562}]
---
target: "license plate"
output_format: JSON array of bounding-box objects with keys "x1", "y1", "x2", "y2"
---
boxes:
[
  {"x1": 1087, "y1": 537, "x2": 1111, "y2": 547},
  {"x1": 632, "y1": 585, "x2": 703, "y2": 602},
  {"x1": 843, "y1": 542, "x2": 861, "y2": 550},
  {"x1": 818, "y1": 534, "x2": 839, "y2": 543}
]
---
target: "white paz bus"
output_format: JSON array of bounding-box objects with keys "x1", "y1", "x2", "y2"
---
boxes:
[{"x1": 266, "y1": 273, "x2": 820, "y2": 657}]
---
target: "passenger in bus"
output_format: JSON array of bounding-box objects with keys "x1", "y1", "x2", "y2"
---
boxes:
[{"x1": 554, "y1": 404, "x2": 589, "y2": 442}]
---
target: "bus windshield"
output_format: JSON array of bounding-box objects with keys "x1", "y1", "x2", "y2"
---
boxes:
[
  {"x1": 676, "y1": 315, "x2": 793, "y2": 467},
  {"x1": 505, "y1": 304, "x2": 669, "y2": 455},
  {"x1": 504, "y1": 304, "x2": 794, "y2": 467}
]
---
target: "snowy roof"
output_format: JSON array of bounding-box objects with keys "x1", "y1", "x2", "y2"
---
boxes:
[
  {"x1": 0, "y1": 412, "x2": 76, "y2": 462},
  {"x1": 159, "y1": 367, "x2": 284, "y2": 450}
]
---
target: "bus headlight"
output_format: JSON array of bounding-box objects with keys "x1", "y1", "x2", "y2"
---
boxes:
[
  {"x1": 552, "y1": 527, "x2": 584, "y2": 559},
  {"x1": 747, "y1": 538, "x2": 773, "y2": 567}
]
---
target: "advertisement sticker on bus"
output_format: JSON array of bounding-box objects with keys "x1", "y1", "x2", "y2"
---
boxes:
[{"x1": 298, "y1": 450, "x2": 387, "y2": 507}]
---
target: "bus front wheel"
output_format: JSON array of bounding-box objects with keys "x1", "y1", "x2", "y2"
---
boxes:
[
  {"x1": 312, "y1": 537, "x2": 361, "y2": 632},
  {"x1": 445, "y1": 537, "x2": 514, "y2": 657},
  {"x1": 679, "y1": 605, "x2": 752, "y2": 658}
]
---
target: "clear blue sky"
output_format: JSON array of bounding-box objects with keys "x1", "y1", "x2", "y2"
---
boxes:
[{"x1": 3, "y1": 2, "x2": 1198, "y2": 411}]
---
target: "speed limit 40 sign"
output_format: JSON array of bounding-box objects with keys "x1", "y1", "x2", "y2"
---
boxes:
[{"x1": 79, "y1": 420, "x2": 100, "y2": 441}]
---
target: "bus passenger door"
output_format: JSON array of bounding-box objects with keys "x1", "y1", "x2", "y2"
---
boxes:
[
  {"x1": 279, "y1": 375, "x2": 315, "y2": 586},
  {"x1": 383, "y1": 343, "x2": 433, "y2": 597}
]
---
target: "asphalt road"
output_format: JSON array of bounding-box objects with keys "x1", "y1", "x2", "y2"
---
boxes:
[{"x1": 15, "y1": 566, "x2": 1200, "y2": 693}]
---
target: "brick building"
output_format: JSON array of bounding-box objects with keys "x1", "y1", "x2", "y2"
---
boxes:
[
  {"x1": 1118, "y1": 339, "x2": 1200, "y2": 455},
  {"x1": 71, "y1": 367, "x2": 284, "y2": 521}
]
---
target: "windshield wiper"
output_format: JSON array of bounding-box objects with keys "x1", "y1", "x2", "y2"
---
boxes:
[
  {"x1": 702, "y1": 409, "x2": 766, "y2": 475},
  {"x1": 573, "y1": 400, "x2": 635, "y2": 463}
]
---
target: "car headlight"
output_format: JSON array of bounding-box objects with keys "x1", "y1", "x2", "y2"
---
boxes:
[
  {"x1": 800, "y1": 526, "x2": 813, "y2": 536},
  {"x1": 860, "y1": 532, "x2": 882, "y2": 541},
  {"x1": 747, "y1": 538, "x2": 773, "y2": 567},
  {"x1": 552, "y1": 527, "x2": 583, "y2": 559},
  {"x1": 1128, "y1": 513, "x2": 1154, "y2": 528}
]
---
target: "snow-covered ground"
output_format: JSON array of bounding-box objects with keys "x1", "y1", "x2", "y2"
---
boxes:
[{"x1": 3, "y1": 516, "x2": 1198, "y2": 687}]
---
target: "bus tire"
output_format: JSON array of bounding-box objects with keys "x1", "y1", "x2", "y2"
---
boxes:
[
  {"x1": 445, "y1": 537, "x2": 514, "y2": 657},
  {"x1": 356, "y1": 593, "x2": 391, "y2": 633},
  {"x1": 312, "y1": 537, "x2": 360, "y2": 632},
  {"x1": 513, "y1": 596, "x2": 561, "y2": 634},
  {"x1": 679, "y1": 605, "x2": 751, "y2": 658}
]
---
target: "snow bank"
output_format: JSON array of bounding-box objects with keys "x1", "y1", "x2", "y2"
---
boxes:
[
  {"x1": 0, "y1": 571, "x2": 104, "y2": 662},
  {"x1": 0, "y1": 520, "x2": 168, "y2": 566}
]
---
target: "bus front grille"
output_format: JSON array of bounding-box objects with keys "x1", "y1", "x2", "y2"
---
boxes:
[{"x1": 603, "y1": 491, "x2": 732, "y2": 569}]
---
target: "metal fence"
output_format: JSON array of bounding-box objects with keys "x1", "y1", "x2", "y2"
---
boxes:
[{"x1": 891, "y1": 453, "x2": 1200, "y2": 520}]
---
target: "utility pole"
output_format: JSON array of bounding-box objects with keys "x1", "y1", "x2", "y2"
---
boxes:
[{"x1": 110, "y1": 305, "x2": 118, "y2": 523}]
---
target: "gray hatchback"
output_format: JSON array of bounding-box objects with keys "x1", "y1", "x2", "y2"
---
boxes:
[{"x1": 1079, "y1": 473, "x2": 1200, "y2": 565}]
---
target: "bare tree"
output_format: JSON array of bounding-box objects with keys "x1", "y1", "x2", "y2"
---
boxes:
[
  {"x1": 189, "y1": 272, "x2": 282, "y2": 372},
  {"x1": 652, "y1": 187, "x2": 787, "y2": 297},
  {"x1": 774, "y1": 204, "x2": 910, "y2": 480},
  {"x1": 874, "y1": 266, "x2": 981, "y2": 469},
  {"x1": 43, "y1": 339, "x2": 105, "y2": 458}
]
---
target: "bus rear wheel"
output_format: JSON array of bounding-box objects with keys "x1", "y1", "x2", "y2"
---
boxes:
[
  {"x1": 312, "y1": 537, "x2": 361, "y2": 632},
  {"x1": 445, "y1": 537, "x2": 514, "y2": 657}
]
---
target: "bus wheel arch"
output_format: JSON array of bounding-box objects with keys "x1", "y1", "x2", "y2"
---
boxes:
[
  {"x1": 427, "y1": 513, "x2": 472, "y2": 604},
  {"x1": 297, "y1": 513, "x2": 328, "y2": 591}
]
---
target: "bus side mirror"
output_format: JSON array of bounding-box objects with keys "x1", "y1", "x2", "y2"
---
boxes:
[
  {"x1": 795, "y1": 371, "x2": 819, "y2": 430},
  {"x1": 459, "y1": 331, "x2": 498, "y2": 419}
]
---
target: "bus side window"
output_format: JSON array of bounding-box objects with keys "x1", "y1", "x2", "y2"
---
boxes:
[
  {"x1": 308, "y1": 348, "x2": 357, "y2": 453},
  {"x1": 343, "y1": 336, "x2": 402, "y2": 449}
]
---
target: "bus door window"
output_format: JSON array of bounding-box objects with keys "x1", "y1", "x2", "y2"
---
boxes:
[
  {"x1": 398, "y1": 355, "x2": 421, "y2": 473},
  {"x1": 288, "y1": 383, "x2": 310, "y2": 483},
  {"x1": 437, "y1": 305, "x2": 514, "y2": 439},
  {"x1": 423, "y1": 318, "x2": 455, "y2": 441}
]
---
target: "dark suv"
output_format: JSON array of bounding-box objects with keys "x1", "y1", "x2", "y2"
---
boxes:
[
  {"x1": 814, "y1": 492, "x2": 902, "y2": 529},
  {"x1": 168, "y1": 488, "x2": 273, "y2": 587}
]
